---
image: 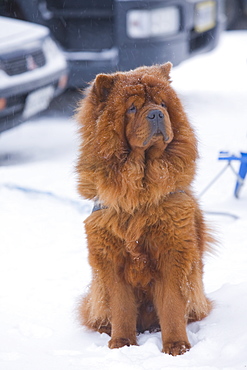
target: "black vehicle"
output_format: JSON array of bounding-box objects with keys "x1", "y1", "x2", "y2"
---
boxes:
[
  {"x1": 1, "y1": 0, "x2": 225, "y2": 87},
  {"x1": 224, "y1": 0, "x2": 247, "y2": 29}
]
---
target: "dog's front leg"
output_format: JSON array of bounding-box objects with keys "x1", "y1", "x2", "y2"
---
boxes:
[
  {"x1": 108, "y1": 278, "x2": 137, "y2": 349},
  {"x1": 154, "y1": 254, "x2": 191, "y2": 356}
]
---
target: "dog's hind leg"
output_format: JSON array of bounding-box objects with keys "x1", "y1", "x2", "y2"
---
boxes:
[
  {"x1": 185, "y1": 266, "x2": 213, "y2": 323},
  {"x1": 78, "y1": 278, "x2": 111, "y2": 335}
]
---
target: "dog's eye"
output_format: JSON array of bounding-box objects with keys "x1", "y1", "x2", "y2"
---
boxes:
[
  {"x1": 128, "y1": 105, "x2": 137, "y2": 113},
  {"x1": 161, "y1": 102, "x2": 167, "y2": 108}
]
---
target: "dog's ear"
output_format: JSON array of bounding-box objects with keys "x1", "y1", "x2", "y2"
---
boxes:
[
  {"x1": 160, "y1": 62, "x2": 173, "y2": 81},
  {"x1": 93, "y1": 74, "x2": 115, "y2": 102}
]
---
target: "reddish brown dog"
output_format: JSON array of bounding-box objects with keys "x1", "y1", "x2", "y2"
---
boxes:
[{"x1": 76, "y1": 63, "x2": 213, "y2": 356}]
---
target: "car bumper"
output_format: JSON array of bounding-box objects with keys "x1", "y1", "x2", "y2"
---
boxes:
[
  {"x1": 65, "y1": 48, "x2": 118, "y2": 87},
  {"x1": 0, "y1": 67, "x2": 68, "y2": 133},
  {"x1": 66, "y1": 23, "x2": 223, "y2": 88}
]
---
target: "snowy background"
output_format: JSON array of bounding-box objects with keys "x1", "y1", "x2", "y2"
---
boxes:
[{"x1": 0, "y1": 31, "x2": 247, "y2": 370}]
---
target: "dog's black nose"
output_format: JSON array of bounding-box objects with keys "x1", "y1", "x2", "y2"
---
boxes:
[
  {"x1": 143, "y1": 109, "x2": 168, "y2": 146},
  {"x1": 147, "y1": 110, "x2": 164, "y2": 125}
]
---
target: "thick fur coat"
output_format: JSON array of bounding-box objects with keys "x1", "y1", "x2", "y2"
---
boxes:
[{"x1": 76, "y1": 63, "x2": 213, "y2": 356}]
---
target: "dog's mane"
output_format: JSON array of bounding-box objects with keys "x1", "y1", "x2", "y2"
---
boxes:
[{"x1": 76, "y1": 69, "x2": 198, "y2": 213}]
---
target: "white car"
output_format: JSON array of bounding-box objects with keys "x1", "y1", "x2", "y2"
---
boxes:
[{"x1": 0, "y1": 16, "x2": 68, "y2": 133}]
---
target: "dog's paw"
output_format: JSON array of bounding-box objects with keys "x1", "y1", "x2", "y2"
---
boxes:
[
  {"x1": 108, "y1": 337, "x2": 137, "y2": 349},
  {"x1": 162, "y1": 341, "x2": 191, "y2": 356}
]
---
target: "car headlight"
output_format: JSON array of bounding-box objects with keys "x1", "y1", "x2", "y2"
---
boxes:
[
  {"x1": 127, "y1": 7, "x2": 180, "y2": 39},
  {"x1": 42, "y1": 37, "x2": 61, "y2": 59},
  {"x1": 194, "y1": 1, "x2": 216, "y2": 33}
]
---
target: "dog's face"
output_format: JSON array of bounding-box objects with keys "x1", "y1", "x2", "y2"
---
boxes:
[
  {"x1": 89, "y1": 62, "x2": 181, "y2": 159},
  {"x1": 124, "y1": 85, "x2": 174, "y2": 150},
  {"x1": 77, "y1": 63, "x2": 198, "y2": 206}
]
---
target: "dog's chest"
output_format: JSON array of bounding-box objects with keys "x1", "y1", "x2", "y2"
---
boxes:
[{"x1": 121, "y1": 240, "x2": 161, "y2": 287}]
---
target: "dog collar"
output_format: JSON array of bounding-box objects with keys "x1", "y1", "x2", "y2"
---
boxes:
[
  {"x1": 91, "y1": 190, "x2": 186, "y2": 213},
  {"x1": 92, "y1": 199, "x2": 108, "y2": 213}
]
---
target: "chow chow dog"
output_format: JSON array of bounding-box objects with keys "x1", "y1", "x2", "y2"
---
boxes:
[{"x1": 76, "y1": 63, "x2": 213, "y2": 356}]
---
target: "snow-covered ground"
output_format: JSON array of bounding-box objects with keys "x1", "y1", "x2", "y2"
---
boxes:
[{"x1": 1, "y1": 31, "x2": 247, "y2": 370}]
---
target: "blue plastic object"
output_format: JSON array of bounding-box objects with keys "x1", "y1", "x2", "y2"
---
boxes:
[{"x1": 218, "y1": 151, "x2": 247, "y2": 198}]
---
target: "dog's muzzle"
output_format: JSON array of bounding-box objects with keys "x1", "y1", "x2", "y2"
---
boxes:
[{"x1": 143, "y1": 109, "x2": 170, "y2": 146}]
